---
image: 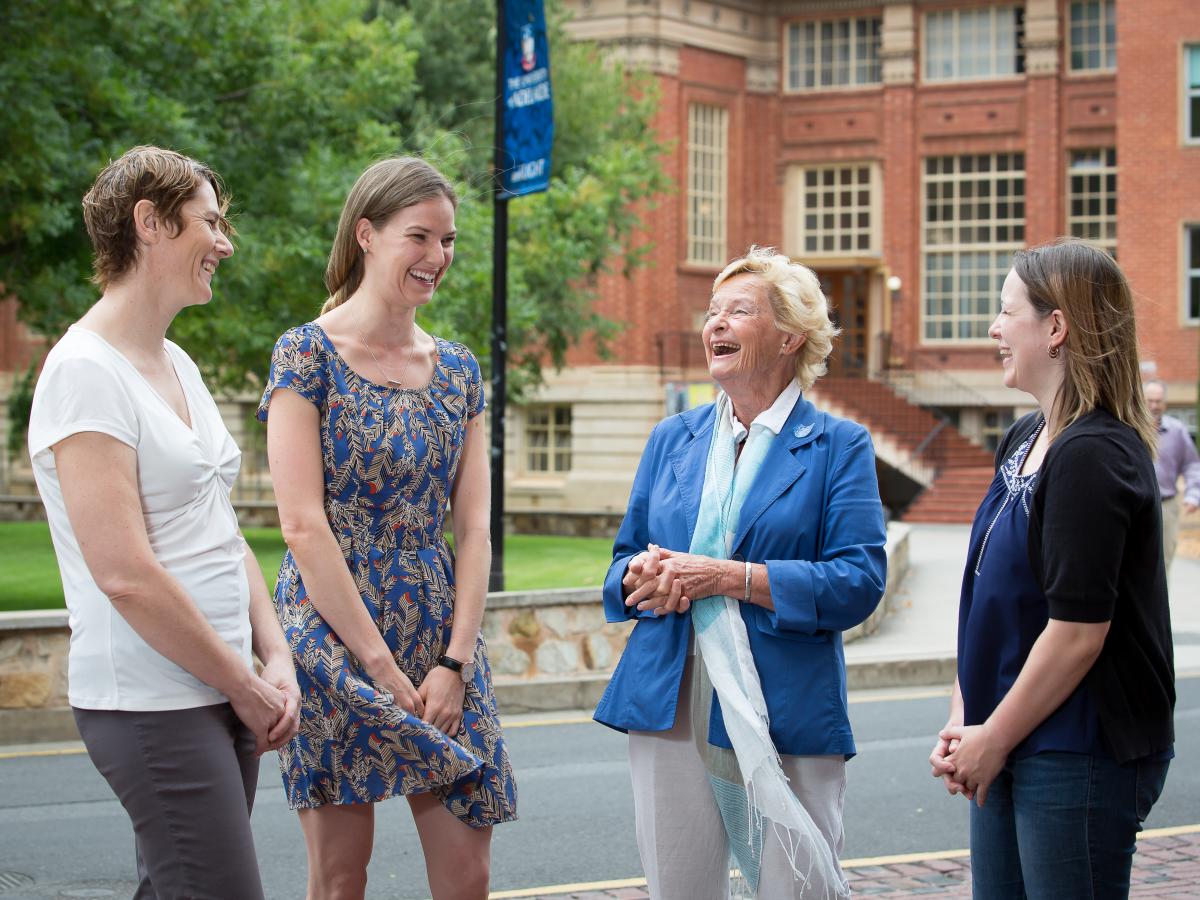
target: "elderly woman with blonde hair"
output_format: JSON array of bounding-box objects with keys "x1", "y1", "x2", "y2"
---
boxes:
[{"x1": 595, "y1": 246, "x2": 887, "y2": 899}]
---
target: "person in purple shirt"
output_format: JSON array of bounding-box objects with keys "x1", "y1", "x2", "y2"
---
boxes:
[{"x1": 1143, "y1": 380, "x2": 1200, "y2": 570}]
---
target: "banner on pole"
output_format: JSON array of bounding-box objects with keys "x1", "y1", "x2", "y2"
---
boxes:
[{"x1": 501, "y1": 0, "x2": 553, "y2": 197}]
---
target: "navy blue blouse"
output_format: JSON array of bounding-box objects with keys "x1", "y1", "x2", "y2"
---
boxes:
[{"x1": 958, "y1": 420, "x2": 1105, "y2": 758}]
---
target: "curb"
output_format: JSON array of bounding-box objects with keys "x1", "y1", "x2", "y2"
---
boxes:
[{"x1": 0, "y1": 655, "x2": 962, "y2": 745}]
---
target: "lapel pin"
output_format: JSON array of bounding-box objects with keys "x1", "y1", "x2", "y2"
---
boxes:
[{"x1": 793, "y1": 423, "x2": 813, "y2": 439}]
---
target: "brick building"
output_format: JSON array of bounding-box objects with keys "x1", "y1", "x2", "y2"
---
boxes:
[
  {"x1": 504, "y1": 0, "x2": 1200, "y2": 521},
  {"x1": 3, "y1": 1, "x2": 1198, "y2": 523}
]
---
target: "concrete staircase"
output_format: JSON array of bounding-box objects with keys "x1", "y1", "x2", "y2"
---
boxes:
[{"x1": 809, "y1": 377, "x2": 995, "y2": 523}]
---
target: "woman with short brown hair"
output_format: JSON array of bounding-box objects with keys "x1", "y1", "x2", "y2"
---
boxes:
[{"x1": 29, "y1": 145, "x2": 299, "y2": 899}]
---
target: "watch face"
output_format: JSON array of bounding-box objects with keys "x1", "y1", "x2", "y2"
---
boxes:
[{"x1": 461, "y1": 661, "x2": 476, "y2": 683}]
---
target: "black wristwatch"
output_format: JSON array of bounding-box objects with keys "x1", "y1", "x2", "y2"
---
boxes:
[{"x1": 437, "y1": 654, "x2": 476, "y2": 684}]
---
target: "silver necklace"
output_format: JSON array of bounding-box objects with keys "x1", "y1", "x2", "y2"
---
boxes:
[{"x1": 358, "y1": 326, "x2": 418, "y2": 389}]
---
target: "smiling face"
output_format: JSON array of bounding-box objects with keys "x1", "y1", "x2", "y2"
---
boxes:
[
  {"x1": 359, "y1": 195, "x2": 456, "y2": 309},
  {"x1": 160, "y1": 179, "x2": 234, "y2": 307},
  {"x1": 702, "y1": 273, "x2": 800, "y2": 391},
  {"x1": 989, "y1": 268, "x2": 1059, "y2": 397}
]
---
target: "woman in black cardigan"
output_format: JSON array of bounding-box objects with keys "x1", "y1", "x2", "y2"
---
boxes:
[{"x1": 929, "y1": 240, "x2": 1174, "y2": 900}]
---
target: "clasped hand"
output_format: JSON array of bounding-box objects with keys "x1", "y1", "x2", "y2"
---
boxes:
[
  {"x1": 371, "y1": 660, "x2": 467, "y2": 738},
  {"x1": 623, "y1": 544, "x2": 726, "y2": 616},
  {"x1": 929, "y1": 721, "x2": 1008, "y2": 807},
  {"x1": 235, "y1": 656, "x2": 301, "y2": 757}
]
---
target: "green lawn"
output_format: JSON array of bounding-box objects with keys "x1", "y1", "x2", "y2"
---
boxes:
[{"x1": 0, "y1": 521, "x2": 613, "y2": 612}]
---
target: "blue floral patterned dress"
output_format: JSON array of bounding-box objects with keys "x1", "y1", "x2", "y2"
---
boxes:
[{"x1": 257, "y1": 322, "x2": 517, "y2": 827}]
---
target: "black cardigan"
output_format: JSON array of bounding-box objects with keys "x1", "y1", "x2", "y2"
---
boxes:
[{"x1": 995, "y1": 409, "x2": 1175, "y2": 762}]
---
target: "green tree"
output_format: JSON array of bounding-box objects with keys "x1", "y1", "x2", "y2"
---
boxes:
[{"x1": 0, "y1": 0, "x2": 669, "y2": 396}]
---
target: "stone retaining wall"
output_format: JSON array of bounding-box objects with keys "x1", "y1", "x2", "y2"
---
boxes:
[{"x1": 0, "y1": 524, "x2": 909, "y2": 741}]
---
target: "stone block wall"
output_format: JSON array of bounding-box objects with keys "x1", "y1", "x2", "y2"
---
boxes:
[{"x1": 0, "y1": 525, "x2": 910, "y2": 740}]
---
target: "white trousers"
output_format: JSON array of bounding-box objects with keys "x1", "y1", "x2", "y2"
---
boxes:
[
  {"x1": 1162, "y1": 494, "x2": 1180, "y2": 572},
  {"x1": 628, "y1": 659, "x2": 847, "y2": 900}
]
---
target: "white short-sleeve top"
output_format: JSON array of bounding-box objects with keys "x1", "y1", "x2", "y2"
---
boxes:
[{"x1": 28, "y1": 326, "x2": 253, "y2": 710}]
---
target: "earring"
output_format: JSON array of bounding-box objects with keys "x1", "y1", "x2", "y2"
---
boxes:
[{"x1": 1047, "y1": 344, "x2": 1060, "y2": 359}]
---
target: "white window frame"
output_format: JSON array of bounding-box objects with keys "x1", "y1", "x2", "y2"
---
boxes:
[
  {"x1": 796, "y1": 163, "x2": 879, "y2": 257},
  {"x1": 1067, "y1": 148, "x2": 1117, "y2": 257},
  {"x1": 786, "y1": 17, "x2": 882, "y2": 92},
  {"x1": 1067, "y1": 1, "x2": 1116, "y2": 72},
  {"x1": 686, "y1": 103, "x2": 728, "y2": 267},
  {"x1": 923, "y1": 5, "x2": 1025, "y2": 83},
  {"x1": 524, "y1": 404, "x2": 572, "y2": 474},
  {"x1": 1187, "y1": 45, "x2": 1200, "y2": 144},
  {"x1": 922, "y1": 153, "x2": 1026, "y2": 343},
  {"x1": 1187, "y1": 225, "x2": 1200, "y2": 325}
]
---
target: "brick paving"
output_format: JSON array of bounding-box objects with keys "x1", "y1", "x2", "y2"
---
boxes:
[{"x1": 517, "y1": 830, "x2": 1200, "y2": 899}]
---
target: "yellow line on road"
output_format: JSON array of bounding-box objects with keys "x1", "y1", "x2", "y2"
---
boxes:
[
  {"x1": 848, "y1": 686, "x2": 952, "y2": 704},
  {"x1": 0, "y1": 745, "x2": 86, "y2": 760},
  {"x1": 505, "y1": 714, "x2": 594, "y2": 729},
  {"x1": 488, "y1": 876, "x2": 647, "y2": 898}
]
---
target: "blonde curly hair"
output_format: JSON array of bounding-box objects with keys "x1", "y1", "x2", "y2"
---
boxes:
[{"x1": 713, "y1": 246, "x2": 839, "y2": 391}]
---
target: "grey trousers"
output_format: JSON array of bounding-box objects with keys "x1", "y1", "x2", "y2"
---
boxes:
[
  {"x1": 628, "y1": 659, "x2": 848, "y2": 900},
  {"x1": 73, "y1": 703, "x2": 265, "y2": 900}
]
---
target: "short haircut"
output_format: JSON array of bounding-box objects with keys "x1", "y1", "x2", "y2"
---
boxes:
[
  {"x1": 713, "y1": 246, "x2": 840, "y2": 391},
  {"x1": 81, "y1": 145, "x2": 232, "y2": 289}
]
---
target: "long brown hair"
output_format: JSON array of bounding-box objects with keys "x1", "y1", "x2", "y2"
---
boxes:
[
  {"x1": 1012, "y1": 239, "x2": 1156, "y2": 453},
  {"x1": 321, "y1": 157, "x2": 457, "y2": 314}
]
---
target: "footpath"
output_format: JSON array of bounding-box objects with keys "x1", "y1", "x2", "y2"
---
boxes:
[
  {"x1": 509, "y1": 827, "x2": 1200, "y2": 898},
  {"x1": 516, "y1": 523, "x2": 1200, "y2": 900}
]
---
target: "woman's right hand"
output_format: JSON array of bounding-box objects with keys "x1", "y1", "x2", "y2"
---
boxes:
[
  {"x1": 370, "y1": 662, "x2": 425, "y2": 718},
  {"x1": 929, "y1": 728, "x2": 969, "y2": 798},
  {"x1": 930, "y1": 680, "x2": 970, "y2": 798},
  {"x1": 623, "y1": 544, "x2": 688, "y2": 616}
]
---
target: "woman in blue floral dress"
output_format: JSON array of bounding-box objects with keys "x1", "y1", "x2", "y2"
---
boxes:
[{"x1": 259, "y1": 158, "x2": 516, "y2": 899}]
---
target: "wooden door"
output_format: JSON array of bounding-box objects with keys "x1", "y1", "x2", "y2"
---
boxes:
[{"x1": 820, "y1": 270, "x2": 869, "y2": 377}]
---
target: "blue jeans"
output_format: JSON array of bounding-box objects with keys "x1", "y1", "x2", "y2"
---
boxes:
[{"x1": 970, "y1": 751, "x2": 1169, "y2": 900}]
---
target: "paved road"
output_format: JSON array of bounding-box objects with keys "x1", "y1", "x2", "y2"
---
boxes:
[{"x1": 2, "y1": 677, "x2": 1197, "y2": 899}]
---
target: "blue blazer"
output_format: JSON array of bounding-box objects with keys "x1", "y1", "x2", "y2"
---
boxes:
[{"x1": 593, "y1": 396, "x2": 887, "y2": 757}]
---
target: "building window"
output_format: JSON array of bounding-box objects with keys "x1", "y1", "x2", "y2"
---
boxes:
[
  {"x1": 981, "y1": 409, "x2": 1015, "y2": 452},
  {"x1": 686, "y1": 103, "x2": 728, "y2": 266},
  {"x1": 924, "y1": 6, "x2": 1025, "y2": 82},
  {"x1": 1068, "y1": 1, "x2": 1116, "y2": 71},
  {"x1": 787, "y1": 18, "x2": 882, "y2": 91},
  {"x1": 923, "y1": 153, "x2": 1026, "y2": 341},
  {"x1": 1187, "y1": 46, "x2": 1200, "y2": 143},
  {"x1": 525, "y1": 404, "x2": 572, "y2": 473},
  {"x1": 798, "y1": 164, "x2": 875, "y2": 256},
  {"x1": 1187, "y1": 226, "x2": 1200, "y2": 324},
  {"x1": 1067, "y1": 148, "x2": 1117, "y2": 256}
]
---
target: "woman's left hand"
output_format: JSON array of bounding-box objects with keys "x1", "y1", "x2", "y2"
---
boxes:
[
  {"x1": 624, "y1": 546, "x2": 731, "y2": 614},
  {"x1": 940, "y1": 722, "x2": 1008, "y2": 807},
  {"x1": 259, "y1": 656, "x2": 302, "y2": 750},
  {"x1": 419, "y1": 665, "x2": 468, "y2": 738}
]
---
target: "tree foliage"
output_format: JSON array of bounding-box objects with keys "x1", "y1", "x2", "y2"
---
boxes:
[{"x1": 0, "y1": 0, "x2": 670, "y2": 396}]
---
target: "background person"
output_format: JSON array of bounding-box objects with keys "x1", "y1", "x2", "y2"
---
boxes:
[
  {"x1": 594, "y1": 246, "x2": 887, "y2": 899},
  {"x1": 931, "y1": 240, "x2": 1175, "y2": 899},
  {"x1": 1143, "y1": 379, "x2": 1200, "y2": 570},
  {"x1": 259, "y1": 157, "x2": 516, "y2": 900},
  {"x1": 27, "y1": 145, "x2": 300, "y2": 900}
]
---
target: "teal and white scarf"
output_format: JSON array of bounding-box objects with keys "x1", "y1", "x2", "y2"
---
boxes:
[{"x1": 688, "y1": 392, "x2": 848, "y2": 898}]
